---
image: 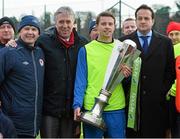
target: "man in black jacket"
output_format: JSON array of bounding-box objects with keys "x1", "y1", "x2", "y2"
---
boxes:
[
  {"x1": 38, "y1": 6, "x2": 88, "y2": 138},
  {"x1": 119, "y1": 4, "x2": 175, "y2": 138},
  {"x1": 0, "y1": 17, "x2": 17, "y2": 138}
]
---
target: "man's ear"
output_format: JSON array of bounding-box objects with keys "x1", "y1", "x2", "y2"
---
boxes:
[{"x1": 152, "y1": 19, "x2": 155, "y2": 26}]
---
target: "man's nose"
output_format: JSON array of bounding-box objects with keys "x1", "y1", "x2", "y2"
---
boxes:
[
  {"x1": 27, "y1": 29, "x2": 34, "y2": 34},
  {"x1": 4, "y1": 26, "x2": 9, "y2": 31}
]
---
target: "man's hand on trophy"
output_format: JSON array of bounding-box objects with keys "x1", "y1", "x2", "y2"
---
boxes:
[
  {"x1": 120, "y1": 64, "x2": 132, "y2": 77},
  {"x1": 74, "y1": 107, "x2": 81, "y2": 121}
]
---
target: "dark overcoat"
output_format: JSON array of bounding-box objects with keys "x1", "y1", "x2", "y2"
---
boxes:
[{"x1": 120, "y1": 30, "x2": 176, "y2": 137}]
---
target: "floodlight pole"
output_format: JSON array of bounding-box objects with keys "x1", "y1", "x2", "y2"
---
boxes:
[
  {"x1": 2, "y1": 0, "x2": 4, "y2": 17},
  {"x1": 119, "y1": 0, "x2": 121, "y2": 36}
]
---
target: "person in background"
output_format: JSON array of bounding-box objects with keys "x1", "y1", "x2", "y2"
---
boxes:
[
  {"x1": 88, "y1": 20, "x2": 98, "y2": 40},
  {"x1": 0, "y1": 17, "x2": 17, "y2": 138},
  {"x1": 0, "y1": 15, "x2": 44, "y2": 138},
  {"x1": 73, "y1": 11, "x2": 132, "y2": 138},
  {"x1": 122, "y1": 18, "x2": 137, "y2": 36},
  {"x1": 166, "y1": 21, "x2": 180, "y2": 138},
  {"x1": 167, "y1": 21, "x2": 180, "y2": 45},
  {"x1": 0, "y1": 17, "x2": 15, "y2": 48},
  {"x1": 120, "y1": 4, "x2": 175, "y2": 138},
  {"x1": 38, "y1": 6, "x2": 88, "y2": 138}
]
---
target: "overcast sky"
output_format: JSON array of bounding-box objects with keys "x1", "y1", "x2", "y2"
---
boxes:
[{"x1": 0, "y1": 0, "x2": 177, "y2": 20}]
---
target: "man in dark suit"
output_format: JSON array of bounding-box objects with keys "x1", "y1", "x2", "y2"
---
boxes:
[{"x1": 119, "y1": 4, "x2": 176, "y2": 138}]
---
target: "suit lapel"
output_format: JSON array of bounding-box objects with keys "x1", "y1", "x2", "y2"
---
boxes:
[{"x1": 127, "y1": 31, "x2": 162, "y2": 60}]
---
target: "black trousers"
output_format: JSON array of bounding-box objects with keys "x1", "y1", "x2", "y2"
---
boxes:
[{"x1": 40, "y1": 115, "x2": 80, "y2": 138}]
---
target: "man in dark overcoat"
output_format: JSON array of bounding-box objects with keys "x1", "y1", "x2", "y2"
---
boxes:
[{"x1": 120, "y1": 4, "x2": 176, "y2": 138}]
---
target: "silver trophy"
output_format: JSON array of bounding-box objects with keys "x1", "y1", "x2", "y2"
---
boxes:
[{"x1": 80, "y1": 39, "x2": 141, "y2": 130}]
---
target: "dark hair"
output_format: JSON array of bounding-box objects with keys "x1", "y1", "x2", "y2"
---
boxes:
[
  {"x1": 96, "y1": 11, "x2": 116, "y2": 25},
  {"x1": 135, "y1": 4, "x2": 154, "y2": 19}
]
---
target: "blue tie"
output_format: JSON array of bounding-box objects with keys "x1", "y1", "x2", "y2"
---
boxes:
[{"x1": 140, "y1": 36, "x2": 149, "y2": 54}]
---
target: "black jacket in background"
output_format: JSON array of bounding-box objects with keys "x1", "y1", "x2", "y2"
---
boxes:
[{"x1": 38, "y1": 27, "x2": 88, "y2": 117}]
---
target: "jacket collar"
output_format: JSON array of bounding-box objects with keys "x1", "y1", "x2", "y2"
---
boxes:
[
  {"x1": 126, "y1": 30, "x2": 162, "y2": 59},
  {"x1": 17, "y1": 38, "x2": 36, "y2": 50},
  {"x1": 45, "y1": 26, "x2": 80, "y2": 42}
]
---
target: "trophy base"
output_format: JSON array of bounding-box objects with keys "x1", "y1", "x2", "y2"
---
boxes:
[{"x1": 80, "y1": 111, "x2": 106, "y2": 131}]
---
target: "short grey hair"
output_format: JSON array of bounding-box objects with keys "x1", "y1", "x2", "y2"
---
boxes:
[{"x1": 54, "y1": 6, "x2": 75, "y2": 22}]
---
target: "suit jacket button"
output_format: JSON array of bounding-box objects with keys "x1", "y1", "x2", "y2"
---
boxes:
[{"x1": 143, "y1": 90, "x2": 146, "y2": 95}]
